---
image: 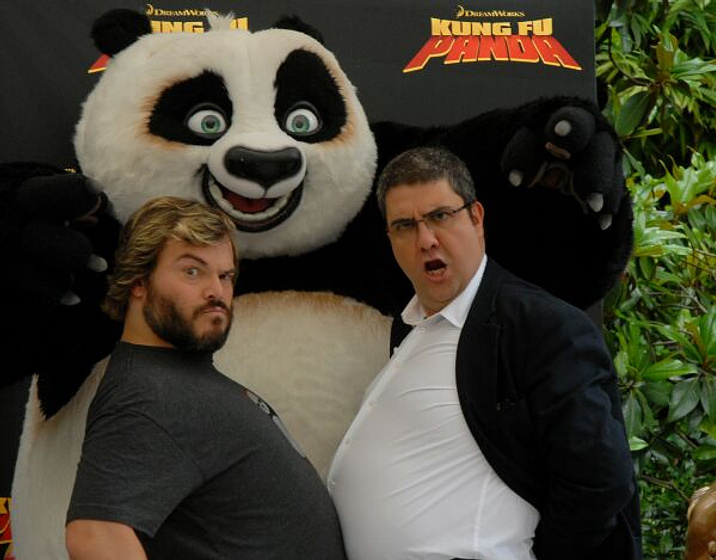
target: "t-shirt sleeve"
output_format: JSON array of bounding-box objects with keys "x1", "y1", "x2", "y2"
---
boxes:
[{"x1": 66, "y1": 408, "x2": 203, "y2": 538}]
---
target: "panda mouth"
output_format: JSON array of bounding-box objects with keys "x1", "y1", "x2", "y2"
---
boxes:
[{"x1": 201, "y1": 168, "x2": 303, "y2": 233}]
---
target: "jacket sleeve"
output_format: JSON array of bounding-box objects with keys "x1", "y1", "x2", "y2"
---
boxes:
[{"x1": 519, "y1": 299, "x2": 635, "y2": 560}]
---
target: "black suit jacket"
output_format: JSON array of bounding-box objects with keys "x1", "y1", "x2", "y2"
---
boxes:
[{"x1": 391, "y1": 259, "x2": 642, "y2": 560}]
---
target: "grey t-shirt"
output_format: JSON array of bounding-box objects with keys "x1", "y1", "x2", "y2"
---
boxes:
[{"x1": 67, "y1": 342, "x2": 346, "y2": 560}]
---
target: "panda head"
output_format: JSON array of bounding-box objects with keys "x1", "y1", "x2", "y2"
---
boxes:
[{"x1": 75, "y1": 9, "x2": 377, "y2": 259}]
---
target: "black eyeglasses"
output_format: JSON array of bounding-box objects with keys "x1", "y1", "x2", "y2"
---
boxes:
[{"x1": 387, "y1": 200, "x2": 474, "y2": 238}]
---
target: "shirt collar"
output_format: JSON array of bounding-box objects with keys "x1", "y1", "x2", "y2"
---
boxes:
[{"x1": 401, "y1": 256, "x2": 488, "y2": 328}]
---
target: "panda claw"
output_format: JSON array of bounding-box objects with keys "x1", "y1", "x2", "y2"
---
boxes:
[
  {"x1": 598, "y1": 214, "x2": 613, "y2": 231},
  {"x1": 60, "y1": 291, "x2": 81, "y2": 306},
  {"x1": 508, "y1": 170, "x2": 523, "y2": 187},
  {"x1": 586, "y1": 193, "x2": 604, "y2": 213},
  {"x1": 87, "y1": 254, "x2": 108, "y2": 272},
  {"x1": 554, "y1": 119, "x2": 572, "y2": 137}
]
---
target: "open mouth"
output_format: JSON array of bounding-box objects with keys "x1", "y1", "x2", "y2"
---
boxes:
[
  {"x1": 425, "y1": 259, "x2": 447, "y2": 276},
  {"x1": 201, "y1": 167, "x2": 303, "y2": 233}
]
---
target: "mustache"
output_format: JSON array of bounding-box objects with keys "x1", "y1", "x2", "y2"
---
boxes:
[{"x1": 197, "y1": 300, "x2": 231, "y2": 314}]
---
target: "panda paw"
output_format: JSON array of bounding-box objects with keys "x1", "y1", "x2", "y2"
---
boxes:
[
  {"x1": 12, "y1": 173, "x2": 115, "y2": 305},
  {"x1": 500, "y1": 105, "x2": 624, "y2": 231}
]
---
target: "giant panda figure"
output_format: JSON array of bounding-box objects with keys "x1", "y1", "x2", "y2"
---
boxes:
[{"x1": 1, "y1": 9, "x2": 632, "y2": 559}]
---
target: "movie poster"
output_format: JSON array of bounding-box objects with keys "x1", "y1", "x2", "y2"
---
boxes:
[{"x1": 0, "y1": 2, "x2": 594, "y2": 556}]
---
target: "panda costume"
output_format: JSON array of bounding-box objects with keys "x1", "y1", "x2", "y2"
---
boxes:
[{"x1": 1, "y1": 9, "x2": 632, "y2": 559}]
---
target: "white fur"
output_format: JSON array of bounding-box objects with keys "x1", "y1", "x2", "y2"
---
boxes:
[
  {"x1": 11, "y1": 360, "x2": 108, "y2": 560},
  {"x1": 11, "y1": 293, "x2": 389, "y2": 558}
]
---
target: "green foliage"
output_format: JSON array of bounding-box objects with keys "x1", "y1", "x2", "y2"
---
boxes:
[
  {"x1": 595, "y1": 0, "x2": 716, "y2": 174},
  {"x1": 604, "y1": 154, "x2": 716, "y2": 559},
  {"x1": 597, "y1": 2, "x2": 716, "y2": 557}
]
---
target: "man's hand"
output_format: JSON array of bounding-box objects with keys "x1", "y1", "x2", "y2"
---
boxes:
[{"x1": 66, "y1": 520, "x2": 148, "y2": 560}]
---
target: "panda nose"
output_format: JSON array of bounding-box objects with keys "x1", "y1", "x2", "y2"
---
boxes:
[{"x1": 223, "y1": 147, "x2": 302, "y2": 190}]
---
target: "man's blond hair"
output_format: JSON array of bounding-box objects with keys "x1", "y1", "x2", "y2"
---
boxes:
[{"x1": 102, "y1": 196, "x2": 239, "y2": 321}]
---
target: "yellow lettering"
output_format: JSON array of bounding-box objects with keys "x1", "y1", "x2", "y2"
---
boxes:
[
  {"x1": 493, "y1": 22, "x2": 512, "y2": 36},
  {"x1": 533, "y1": 18, "x2": 553, "y2": 36},
  {"x1": 517, "y1": 21, "x2": 533, "y2": 35},
  {"x1": 184, "y1": 21, "x2": 204, "y2": 33},
  {"x1": 160, "y1": 21, "x2": 184, "y2": 33},
  {"x1": 431, "y1": 17, "x2": 453, "y2": 36},
  {"x1": 471, "y1": 22, "x2": 492, "y2": 35},
  {"x1": 230, "y1": 17, "x2": 249, "y2": 30}
]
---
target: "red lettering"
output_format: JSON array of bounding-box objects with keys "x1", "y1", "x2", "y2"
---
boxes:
[
  {"x1": 506, "y1": 36, "x2": 540, "y2": 63},
  {"x1": 445, "y1": 36, "x2": 480, "y2": 64},
  {"x1": 533, "y1": 37, "x2": 582, "y2": 70},
  {"x1": 477, "y1": 36, "x2": 509, "y2": 62},
  {"x1": 403, "y1": 36, "x2": 455, "y2": 72}
]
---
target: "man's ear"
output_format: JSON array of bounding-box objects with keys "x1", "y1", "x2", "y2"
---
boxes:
[
  {"x1": 469, "y1": 200, "x2": 485, "y2": 226},
  {"x1": 131, "y1": 279, "x2": 147, "y2": 299}
]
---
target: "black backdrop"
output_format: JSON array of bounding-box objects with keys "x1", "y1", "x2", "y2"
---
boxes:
[{"x1": 0, "y1": 0, "x2": 594, "y2": 553}]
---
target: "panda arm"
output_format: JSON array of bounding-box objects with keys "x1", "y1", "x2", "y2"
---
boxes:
[{"x1": 0, "y1": 162, "x2": 122, "y2": 415}]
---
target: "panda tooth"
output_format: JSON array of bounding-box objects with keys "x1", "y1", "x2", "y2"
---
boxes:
[
  {"x1": 209, "y1": 184, "x2": 223, "y2": 201},
  {"x1": 274, "y1": 196, "x2": 288, "y2": 210},
  {"x1": 217, "y1": 197, "x2": 235, "y2": 214}
]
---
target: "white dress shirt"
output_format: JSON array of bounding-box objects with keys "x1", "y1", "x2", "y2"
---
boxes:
[{"x1": 328, "y1": 257, "x2": 539, "y2": 560}]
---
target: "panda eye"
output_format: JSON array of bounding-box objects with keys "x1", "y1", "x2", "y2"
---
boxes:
[
  {"x1": 284, "y1": 104, "x2": 322, "y2": 137},
  {"x1": 186, "y1": 105, "x2": 228, "y2": 139}
]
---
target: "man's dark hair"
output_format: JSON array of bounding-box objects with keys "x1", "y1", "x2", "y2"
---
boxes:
[{"x1": 376, "y1": 147, "x2": 476, "y2": 217}]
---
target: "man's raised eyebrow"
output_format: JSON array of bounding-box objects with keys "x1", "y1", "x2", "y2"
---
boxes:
[{"x1": 175, "y1": 253, "x2": 209, "y2": 266}]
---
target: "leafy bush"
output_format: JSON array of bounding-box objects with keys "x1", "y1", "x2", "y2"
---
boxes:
[
  {"x1": 596, "y1": 1, "x2": 716, "y2": 558},
  {"x1": 595, "y1": 0, "x2": 716, "y2": 175}
]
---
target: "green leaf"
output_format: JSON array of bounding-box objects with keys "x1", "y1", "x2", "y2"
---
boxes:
[
  {"x1": 699, "y1": 416, "x2": 716, "y2": 440},
  {"x1": 642, "y1": 380, "x2": 673, "y2": 407},
  {"x1": 671, "y1": 59, "x2": 716, "y2": 80},
  {"x1": 642, "y1": 358, "x2": 697, "y2": 381},
  {"x1": 699, "y1": 307, "x2": 716, "y2": 361},
  {"x1": 692, "y1": 444, "x2": 716, "y2": 461},
  {"x1": 624, "y1": 392, "x2": 644, "y2": 438},
  {"x1": 629, "y1": 436, "x2": 649, "y2": 451},
  {"x1": 701, "y1": 377, "x2": 716, "y2": 419},
  {"x1": 615, "y1": 91, "x2": 654, "y2": 136},
  {"x1": 655, "y1": 36, "x2": 676, "y2": 73},
  {"x1": 668, "y1": 377, "x2": 701, "y2": 422}
]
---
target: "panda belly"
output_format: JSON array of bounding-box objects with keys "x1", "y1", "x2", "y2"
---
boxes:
[
  {"x1": 216, "y1": 291, "x2": 392, "y2": 479},
  {"x1": 10, "y1": 291, "x2": 390, "y2": 558}
]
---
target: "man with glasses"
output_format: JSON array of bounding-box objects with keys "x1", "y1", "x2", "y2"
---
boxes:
[{"x1": 327, "y1": 147, "x2": 641, "y2": 560}]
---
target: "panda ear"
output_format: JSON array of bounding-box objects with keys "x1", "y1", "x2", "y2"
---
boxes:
[
  {"x1": 91, "y1": 9, "x2": 152, "y2": 56},
  {"x1": 272, "y1": 15, "x2": 325, "y2": 45}
]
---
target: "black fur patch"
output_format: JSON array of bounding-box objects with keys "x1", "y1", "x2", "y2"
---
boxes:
[
  {"x1": 92, "y1": 9, "x2": 152, "y2": 57},
  {"x1": 272, "y1": 15, "x2": 325, "y2": 45},
  {"x1": 148, "y1": 71, "x2": 233, "y2": 146},
  {"x1": 274, "y1": 50, "x2": 347, "y2": 143}
]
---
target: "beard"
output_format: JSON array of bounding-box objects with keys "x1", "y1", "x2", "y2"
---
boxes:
[{"x1": 143, "y1": 286, "x2": 233, "y2": 354}]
